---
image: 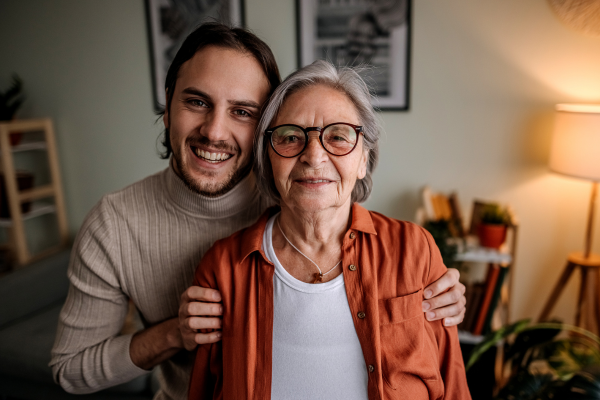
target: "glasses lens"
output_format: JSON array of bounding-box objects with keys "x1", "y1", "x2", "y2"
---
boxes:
[
  {"x1": 322, "y1": 124, "x2": 358, "y2": 155},
  {"x1": 271, "y1": 125, "x2": 306, "y2": 157}
]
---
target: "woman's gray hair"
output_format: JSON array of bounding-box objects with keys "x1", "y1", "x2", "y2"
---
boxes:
[{"x1": 254, "y1": 60, "x2": 380, "y2": 204}]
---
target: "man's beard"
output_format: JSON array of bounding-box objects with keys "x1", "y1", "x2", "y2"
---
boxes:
[{"x1": 172, "y1": 136, "x2": 252, "y2": 198}]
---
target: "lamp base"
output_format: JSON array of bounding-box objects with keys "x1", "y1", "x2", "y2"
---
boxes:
[{"x1": 538, "y1": 252, "x2": 600, "y2": 334}]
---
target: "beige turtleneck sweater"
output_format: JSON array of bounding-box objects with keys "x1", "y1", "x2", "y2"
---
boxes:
[{"x1": 50, "y1": 166, "x2": 271, "y2": 400}]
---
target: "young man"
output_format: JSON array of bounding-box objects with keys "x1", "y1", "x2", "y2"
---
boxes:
[{"x1": 50, "y1": 23, "x2": 466, "y2": 400}]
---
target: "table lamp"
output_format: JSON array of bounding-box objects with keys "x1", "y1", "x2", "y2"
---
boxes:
[{"x1": 538, "y1": 104, "x2": 600, "y2": 331}]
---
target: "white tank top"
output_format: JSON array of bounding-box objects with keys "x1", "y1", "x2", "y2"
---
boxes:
[{"x1": 262, "y1": 213, "x2": 368, "y2": 400}]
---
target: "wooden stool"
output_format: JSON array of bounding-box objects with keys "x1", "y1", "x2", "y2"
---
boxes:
[{"x1": 538, "y1": 252, "x2": 600, "y2": 333}]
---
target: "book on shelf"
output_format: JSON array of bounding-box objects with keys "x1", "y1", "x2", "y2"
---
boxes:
[
  {"x1": 459, "y1": 263, "x2": 509, "y2": 337},
  {"x1": 461, "y1": 282, "x2": 485, "y2": 333},
  {"x1": 472, "y1": 264, "x2": 501, "y2": 336},
  {"x1": 482, "y1": 266, "x2": 509, "y2": 335}
]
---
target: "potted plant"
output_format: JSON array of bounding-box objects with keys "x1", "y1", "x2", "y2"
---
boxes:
[
  {"x1": 0, "y1": 74, "x2": 25, "y2": 145},
  {"x1": 478, "y1": 203, "x2": 508, "y2": 249},
  {"x1": 467, "y1": 319, "x2": 600, "y2": 399},
  {"x1": 423, "y1": 219, "x2": 463, "y2": 268}
]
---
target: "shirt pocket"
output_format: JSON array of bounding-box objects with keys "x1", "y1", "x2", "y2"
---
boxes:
[{"x1": 378, "y1": 289, "x2": 441, "y2": 391}]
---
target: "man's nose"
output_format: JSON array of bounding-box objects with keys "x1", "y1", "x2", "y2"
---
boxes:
[
  {"x1": 199, "y1": 110, "x2": 229, "y2": 142},
  {"x1": 300, "y1": 132, "x2": 328, "y2": 166}
]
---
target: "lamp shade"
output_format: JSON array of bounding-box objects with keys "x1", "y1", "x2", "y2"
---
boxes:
[{"x1": 549, "y1": 104, "x2": 600, "y2": 182}]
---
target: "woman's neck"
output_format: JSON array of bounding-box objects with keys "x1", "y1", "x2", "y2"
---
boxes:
[
  {"x1": 272, "y1": 202, "x2": 352, "y2": 283},
  {"x1": 278, "y1": 202, "x2": 352, "y2": 247}
]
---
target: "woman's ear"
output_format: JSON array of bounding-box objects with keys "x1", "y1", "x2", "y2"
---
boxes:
[{"x1": 357, "y1": 148, "x2": 368, "y2": 179}]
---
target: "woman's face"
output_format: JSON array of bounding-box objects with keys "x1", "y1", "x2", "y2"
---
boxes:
[{"x1": 268, "y1": 84, "x2": 368, "y2": 214}]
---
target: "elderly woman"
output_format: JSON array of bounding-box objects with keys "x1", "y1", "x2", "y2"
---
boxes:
[{"x1": 189, "y1": 60, "x2": 470, "y2": 400}]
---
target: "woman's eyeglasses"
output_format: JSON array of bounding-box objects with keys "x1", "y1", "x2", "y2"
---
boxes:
[{"x1": 266, "y1": 123, "x2": 363, "y2": 158}]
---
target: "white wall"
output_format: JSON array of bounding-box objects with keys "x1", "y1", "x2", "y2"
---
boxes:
[{"x1": 1, "y1": 0, "x2": 599, "y2": 323}]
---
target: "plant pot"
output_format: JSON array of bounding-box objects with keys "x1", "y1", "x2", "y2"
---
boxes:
[{"x1": 478, "y1": 224, "x2": 507, "y2": 249}]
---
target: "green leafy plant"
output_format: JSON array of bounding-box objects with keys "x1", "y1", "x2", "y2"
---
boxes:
[
  {"x1": 467, "y1": 319, "x2": 600, "y2": 399},
  {"x1": 481, "y1": 203, "x2": 508, "y2": 225},
  {"x1": 423, "y1": 219, "x2": 461, "y2": 267},
  {"x1": 0, "y1": 74, "x2": 25, "y2": 121}
]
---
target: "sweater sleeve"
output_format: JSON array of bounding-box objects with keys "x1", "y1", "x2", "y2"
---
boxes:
[
  {"x1": 423, "y1": 229, "x2": 472, "y2": 399},
  {"x1": 49, "y1": 198, "x2": 148, "y2": 394}
]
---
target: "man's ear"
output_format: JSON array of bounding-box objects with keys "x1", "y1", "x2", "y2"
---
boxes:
[{"x1": 163, "y1": 90, "x2": 170, "y2": 129}]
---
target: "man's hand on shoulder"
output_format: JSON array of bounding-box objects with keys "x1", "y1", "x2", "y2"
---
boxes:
[
  {"x1": 422, "y1": 268, "x2": 466, "y2": 326},
  {"x1": 179, "y1": 286, "x2": 223, "y2": 350}
]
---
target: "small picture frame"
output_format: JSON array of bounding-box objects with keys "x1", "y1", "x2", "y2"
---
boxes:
[
  {"x1": 296, "y1": 0, "x2": 411, "y2": 111},
  {"x1": 145, "y1": 0, "x2": 245, "y2": 111}
]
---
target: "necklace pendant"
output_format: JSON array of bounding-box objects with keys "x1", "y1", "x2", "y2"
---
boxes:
[{"x1": 313, "y1": 272, "x2": 323, "y2": 284}]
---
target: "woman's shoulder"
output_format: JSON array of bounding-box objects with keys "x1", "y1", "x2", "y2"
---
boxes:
[
  {"x1": 366, "y1": 210, "x2": 445, "y2": 286},
  {"x1": 197, "y1": 208, "x2": 274, "y2": 271},
  {"x1": 367, "y1": 210, "x2": 431, "y2": 245}
]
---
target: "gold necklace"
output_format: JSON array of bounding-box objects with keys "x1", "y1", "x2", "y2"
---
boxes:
[{"x1": 276, "y1": 216, "x2": 342, "y2": 284}]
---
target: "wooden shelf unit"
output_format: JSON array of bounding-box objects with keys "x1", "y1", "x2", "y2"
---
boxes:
[
  {"x1": 0, "y1": 118, "x2": 69, "y2": 266},
  {"x1": 457, "y1": 223, "x2": 519, "y2": 391}
]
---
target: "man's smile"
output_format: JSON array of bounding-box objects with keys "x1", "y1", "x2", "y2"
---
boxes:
[{"x1": 191, "y1": 146, "x2": 234, "y2": 164}]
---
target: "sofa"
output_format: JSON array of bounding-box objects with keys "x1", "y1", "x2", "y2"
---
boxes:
[{"x1": 0, "y1": 249, "x2": 156, "y2": 399}]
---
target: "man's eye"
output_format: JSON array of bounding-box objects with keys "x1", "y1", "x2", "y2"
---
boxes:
[
  {"x1": 234, "y1": 109, "x2": 251, "y2": 117},
  {"x1": 189, "y1": 99, "x2": 207, "y2": 107}
]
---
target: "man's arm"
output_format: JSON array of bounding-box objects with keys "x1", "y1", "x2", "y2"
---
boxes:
[
  {"x1": 50, "y1": 201, "x2": 149, "y2": 394},
  {"x1": 129, "y1": 287, "x2": 222, "y2": 370},
  {"x1": 422, "y1": 268, "x2": 467, "y2": 326},
  {"x1": 50, "y1": 200, "x2": 225, "y2": 392}
]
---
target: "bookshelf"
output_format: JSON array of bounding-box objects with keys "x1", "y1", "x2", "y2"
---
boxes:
[
  {"x1": 457, "y1": 224, "x2": 517, "y2": 340},
  {"x1": 417, "y1": 188, "x2": 517, "y2": 335},
  {"x1": 0, "y1": 118, "x2": 69, "y2": 266},
  {"x1": 419, "y1": 187, "x2": 519, "y2": 392}
]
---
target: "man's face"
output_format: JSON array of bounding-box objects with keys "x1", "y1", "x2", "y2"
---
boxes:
[{"x1": 164, "y1": 46, "x2": 271, "y2": 196}]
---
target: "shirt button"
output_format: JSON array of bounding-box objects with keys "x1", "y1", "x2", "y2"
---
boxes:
[
  {"x1": 349, "y1": 264, "x2": 357, "y2": 271},
  {"x1": 357, "y1": 311, "x2": 366, "y2": 319},
  {"x1": 368, "y1": 364, "x2": 375, "y2": 373},
  {"x1": 349, "y1": 232, "x2": 356, "y2": 239}
]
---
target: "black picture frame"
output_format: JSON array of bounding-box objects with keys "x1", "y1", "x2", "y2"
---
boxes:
[
  {"x1": 296, "y1": 0, "x2": 411, "y2": 111},
  {"x1": 145, "y1": 0, "x2": 246, "y2": 112}
]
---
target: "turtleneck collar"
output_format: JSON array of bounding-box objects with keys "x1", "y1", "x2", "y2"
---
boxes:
[{"x1": 163, "y1": 162, "x2": 260, "y2": 219}]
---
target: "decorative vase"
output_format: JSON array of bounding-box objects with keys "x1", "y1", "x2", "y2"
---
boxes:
[{"x1": 478, "y1": 224, "x2": 507, "y2": 249}]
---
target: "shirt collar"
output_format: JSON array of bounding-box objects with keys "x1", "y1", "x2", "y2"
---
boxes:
[
  {"x1": 350, "y1": 203, "x2": 378, "y2": 235},
  {"x1": 240, "y1": 203, "x2": 377, "y2": 261}
]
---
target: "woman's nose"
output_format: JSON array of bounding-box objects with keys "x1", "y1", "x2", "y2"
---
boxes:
[{"x1": 300, "y1": 132, "x2": 329, "y2": 166}]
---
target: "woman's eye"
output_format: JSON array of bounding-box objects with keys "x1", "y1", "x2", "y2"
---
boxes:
[{"x1": 328, "y1": 135, "x2": 349, "y2": 142}]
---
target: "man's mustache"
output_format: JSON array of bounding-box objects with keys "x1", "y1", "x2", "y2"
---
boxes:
[{"x1": 186, "y1": 136, "x2": 239, "y2": 154}]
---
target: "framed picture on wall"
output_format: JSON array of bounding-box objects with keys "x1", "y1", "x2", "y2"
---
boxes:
[
  {"x1": 145, "y1": 0, "x2": 245, "y2": 111},
  {"x1": 297, "y1": 0, "x2": 411, "y2": 111}
]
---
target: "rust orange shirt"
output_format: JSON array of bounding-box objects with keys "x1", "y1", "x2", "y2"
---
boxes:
[{"x1": 189, "y1": 204, "x2": 471, "y2": 400}]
